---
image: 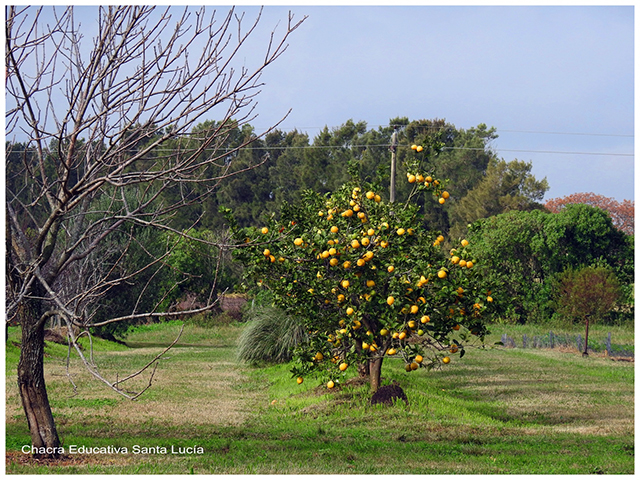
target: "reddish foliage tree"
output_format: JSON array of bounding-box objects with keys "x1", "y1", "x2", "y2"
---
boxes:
[
  {"x1": 545, "y1": 193, "x2": 634, "y2": 235},
  {"x1": 554, "y1": 266, "x2": 622, "y2": 356}
]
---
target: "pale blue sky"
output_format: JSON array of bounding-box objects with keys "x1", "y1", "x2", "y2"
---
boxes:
[
  {"x1": 11, "y1": 5, "x2": 634, "y2": 202},
  {"x1": 241, "y1": 5, "x2": 635, "y2": 202}
]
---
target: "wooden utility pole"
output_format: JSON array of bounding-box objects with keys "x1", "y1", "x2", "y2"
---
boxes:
[{"x1": 389, "y1": 126, "x2": 398, "y2": 203}]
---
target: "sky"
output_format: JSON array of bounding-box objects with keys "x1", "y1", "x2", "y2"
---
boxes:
[
  {"x1": 7, "y1": 4, "x2": 634, "y2": 202},
  {"x1": 229, "y1": 4, "x2": 635, "y2": 202}
]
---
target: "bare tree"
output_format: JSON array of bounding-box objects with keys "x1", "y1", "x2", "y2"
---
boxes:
[{"x1": 5, "y1": 5, "x2": 305, "y2": 455}]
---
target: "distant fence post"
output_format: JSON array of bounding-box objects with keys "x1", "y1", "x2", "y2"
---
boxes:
[
  {"x1": 606, "y1": 332, "x2": 612, "y2": 357},
  {"x1": 500, "y1": 334, "x2": 516, "y2": 348},
  {"x1": 576, "y1": 334, "x2": 582, "y2": 353},
  {"x1": 522, "y1": 334, "x2": 528, "y2": 349},
  {"x1": 549, "y1": 331, "x2": 555, "y2": 349}
]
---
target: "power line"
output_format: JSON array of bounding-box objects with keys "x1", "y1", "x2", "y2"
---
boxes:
[
  {"x1": 262, "y1": 123, "x2": 634, "y2": 139},
  {"x1": 7, "y1": 144, "x2": 634, "y2": 157},
  {"x1": 443, "y1": 147, "x2": 633, "y2": 157}
]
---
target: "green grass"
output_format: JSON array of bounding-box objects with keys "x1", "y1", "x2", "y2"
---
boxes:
[{"x1": 5, "y1": 321, "x2": 634, "y2": 474}]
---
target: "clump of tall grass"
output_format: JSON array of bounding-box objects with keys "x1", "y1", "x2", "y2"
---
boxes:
[{"x1": 237, "y1": 305, "x2": 308, "y2": 365}]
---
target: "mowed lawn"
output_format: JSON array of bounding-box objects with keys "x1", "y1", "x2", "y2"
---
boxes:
[{"x1": 5, "y1": 321, "x2": 634, "y2": 474}]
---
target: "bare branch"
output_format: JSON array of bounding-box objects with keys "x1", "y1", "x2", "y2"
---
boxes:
[
  {"x1": 65, "y1": 320, "x2": 185, "y2": 400},
  {"x1": 6, "y1": 5, "x2": 306, "y2": 406}
]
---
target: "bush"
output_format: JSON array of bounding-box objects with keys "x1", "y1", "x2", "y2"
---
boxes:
[
  {"x1": 467, "y1": 205, "x2": 633, "y2": 324},
  {"x1": 237, "y1": 305, "x2": 308, "y2": 365}
]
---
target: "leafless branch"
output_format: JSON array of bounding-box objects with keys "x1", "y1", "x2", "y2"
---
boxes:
[
  {"x1": 6, "y1": 5, "x2": 306, "y2": 400},
  {"x1": 65, "y1": 319, "x2": 185, "y2": 400}
]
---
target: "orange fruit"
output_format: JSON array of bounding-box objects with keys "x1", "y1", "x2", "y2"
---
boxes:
[{"x1": 442, "y1": 357, "x2": 451, "y2": 364}]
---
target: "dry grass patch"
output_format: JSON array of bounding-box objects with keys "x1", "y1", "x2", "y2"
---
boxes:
[{"x1": 110, "y1": 360, "x2": 260, "y2": 426}]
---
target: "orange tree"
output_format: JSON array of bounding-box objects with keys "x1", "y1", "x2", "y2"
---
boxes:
[{"x1": 229, "y1": 143, "x2": 494, "y2": 392}]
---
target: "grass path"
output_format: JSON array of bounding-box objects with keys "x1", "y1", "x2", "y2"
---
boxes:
[{"x1": 5, "y1": 322, "x2": 635, "y2": 474}]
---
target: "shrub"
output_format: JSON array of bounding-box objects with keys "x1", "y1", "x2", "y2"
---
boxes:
[{"x1": 237, "y1": 305, "x2": 308, "y2": 365}]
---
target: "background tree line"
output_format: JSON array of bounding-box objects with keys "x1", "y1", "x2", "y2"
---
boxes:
[{"x1": 7, "y1": 116, "x2": 633, "y2": 334}]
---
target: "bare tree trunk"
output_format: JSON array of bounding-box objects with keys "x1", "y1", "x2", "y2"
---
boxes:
[
  {"x1": 17, "y1": 294, "x2": 61, "y2": 456},
  {"x1": 5, "y1": 6, "x2": 306, "y2": 455},
  {"x1": 582, "y1": 315, "x2": 590, "y2": 357},
  {"x1": 369, "y1": 357, "x2": 383, "y2": 393}
]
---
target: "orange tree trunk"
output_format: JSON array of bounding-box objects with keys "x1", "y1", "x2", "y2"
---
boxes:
[
  {"x1": 16, "y1": 295, "x2": 61, "y2": 457},
  {"x1": 369, "y1": 357, "x2": 383, "y2": 392},
  {"x1": 582, "y1": 315, "x2": 590, "y2": 357}
]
